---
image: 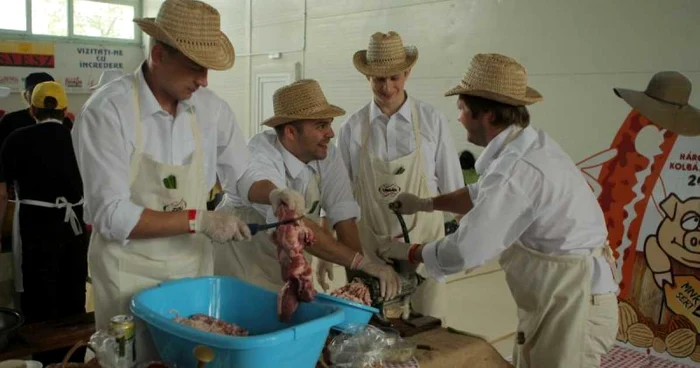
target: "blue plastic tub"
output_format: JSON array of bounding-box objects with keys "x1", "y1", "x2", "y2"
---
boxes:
[
  {"x1": 130, "y1": 277, "x2": 344, "y2": 368},
  {"x1": 314, "y1": 293, "x2": 379, "y2": 332}
]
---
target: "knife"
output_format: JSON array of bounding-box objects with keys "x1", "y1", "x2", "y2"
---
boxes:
[{"x1": 248, "y1": 217, "x2": 303, "y2": 236}]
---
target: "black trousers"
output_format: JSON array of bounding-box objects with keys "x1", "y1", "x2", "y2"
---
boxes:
[{"x1": 20, "y1": 230, "x2": 89, "y2": 364}]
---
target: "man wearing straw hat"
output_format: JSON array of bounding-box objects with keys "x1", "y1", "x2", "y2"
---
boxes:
[
  {"x1": 386, "y1": 54, "x2": 619, "y2": 367},
  {"x1": 72, "y1": 0, "x2": 253, "y2": 361},
  {"x1": 337, "y1": 31, "x2": 463, "y2": 323},
  {"x1": 216, "y1": 79, "x2": 401, "y2": 300}
]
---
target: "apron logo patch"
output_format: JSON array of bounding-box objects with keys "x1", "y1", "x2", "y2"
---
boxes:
[
  {"x1": 378, "y1": 183, "x2": 401, "y2": 198},
  {"x1": 163, "y1": 199, "x2": 187, "y2": 212}
]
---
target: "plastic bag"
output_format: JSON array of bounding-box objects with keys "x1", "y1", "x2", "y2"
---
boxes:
[{"x1": 328, "y1": 325, "x2": 389, "y2": 368}]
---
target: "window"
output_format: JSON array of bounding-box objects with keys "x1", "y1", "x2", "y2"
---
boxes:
[{"x1": 0, "y1": 0, "x2": 141, "y2": 43}]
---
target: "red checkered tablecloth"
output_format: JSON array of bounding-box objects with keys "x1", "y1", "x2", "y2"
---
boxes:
[
  {"x1": 383, "y1": 357, "x2": 420, "y2": 368},
  {"x1": 601, "y1": 346, "x2": 696, "y2": 368}
]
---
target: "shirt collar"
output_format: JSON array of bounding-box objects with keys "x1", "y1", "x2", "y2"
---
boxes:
[
  {"x1": 369, "y1": 94, "x2": 412, "y2": 124},
  {"x1": 135, "y1": 63, "x2": 195, "y2": 120},
  {"x1": 37, "y1": 118, "x2": 63, "y2": 124},
  {"x1": 274, "y1": 138, "x2": 317, "y2": 180},
  {"x1": 474, "y1": 124, "x2": 517, "y2": 175}
]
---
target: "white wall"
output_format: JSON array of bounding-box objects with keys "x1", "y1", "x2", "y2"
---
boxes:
[{"x1": 143, "y1": 0, "x2": 700, "y2": 161}]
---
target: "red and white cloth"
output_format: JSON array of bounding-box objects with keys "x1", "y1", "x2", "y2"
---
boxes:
[
  {"x1": 383, "y1": 357, "x2": 419, "y2": 368},
  {"x1": 601, "y1": 346, "x2": 695, "y2": 368}
]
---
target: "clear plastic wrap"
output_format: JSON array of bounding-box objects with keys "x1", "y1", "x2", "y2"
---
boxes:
[{"x1": 328, "y1": 325, "x2": 416, "y2": 368}]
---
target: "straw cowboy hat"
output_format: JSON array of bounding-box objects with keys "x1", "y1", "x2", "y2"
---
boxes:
[
  {"x1": 445, "y1": 53, "x2": 542, "y2": 106},
  {"x1": 353, "y1": 31, "x2": 418, "y2": 77},
  {"x1": 614, "y1": 71, "x2": 700, "y2": 136},
  {"x1": 134, "y1": 0, "x2": 235, "y2": 70},
  {"x1": 262, "y1": 79, "x2": 345, "y2": 127},
  {"x1": 90, "y1": 70, "x2": 125, "y2": 91}
]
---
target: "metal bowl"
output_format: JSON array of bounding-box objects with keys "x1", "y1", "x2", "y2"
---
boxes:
[{"x1": 0, "y1": 307, "x2": 24, "y2": 350}]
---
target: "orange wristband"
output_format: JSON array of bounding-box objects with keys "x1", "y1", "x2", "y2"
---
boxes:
[{"x1": 408, "y1": 243, "x2": 421, "y2": 264}]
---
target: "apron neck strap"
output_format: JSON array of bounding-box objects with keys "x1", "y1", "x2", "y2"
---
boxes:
[{"x1": 129, "y1": 73, "x2": 204, "y2": 184}]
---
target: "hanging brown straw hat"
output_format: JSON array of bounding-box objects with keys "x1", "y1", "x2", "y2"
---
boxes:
[
  {"x1": 134, "y1": 0, "x2": 235, "y2": 71},
  {"x1": 353, "y1": 31, "x2": 418, "y2": 77},
  {"x1": 614, "y1": 72, "x2": 700, "y2": 136},
  {"x1": 262, "y1": 79, "x2": 346, "y2": 127},
  {"x1": 445, "y1": 53, "x2": 542, "y2": 106}
]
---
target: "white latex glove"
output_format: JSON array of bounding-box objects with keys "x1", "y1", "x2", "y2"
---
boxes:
[
  {"x1": 356, "y1": 255, "x2": 402, "y2": 300},
  {"x1": 377, "y1": 239, "x2": 413, "y2": 261},
  {"x1": 316, "y1": 259, "x2": 335, "y2": 291},
  {"x1": 390, "y1": 193, "x2": 433, "y2": 215},
  {"x1": 269, "y1": 188, "x2": 306, "y2": 215},
  {"x1": 196, "y1": 210, "x2": 252, "y2": 242}
]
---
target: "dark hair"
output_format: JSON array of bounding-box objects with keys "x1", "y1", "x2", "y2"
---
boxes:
[
  {"x1": 33, "y1": 97, "x2": 65, "y2": 121},
  {"x1": 274, "y1": 120, "x2": 305, "y2": 137},
  {"x1": 459, "y1": 94, "x2": 530, "y2": 128},
  {"x1": 459, "y1": 150, "x2": 476, "y2": 170}
]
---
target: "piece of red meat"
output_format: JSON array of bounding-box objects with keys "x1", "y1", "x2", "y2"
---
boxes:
[{"x1": 273, "y1": 204, "x2": 316, "y2": 322}]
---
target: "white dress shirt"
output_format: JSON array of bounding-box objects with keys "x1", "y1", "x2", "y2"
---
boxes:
[
  {"x1": 230, "y1": 130, "x2": 360, "y2": 227},
  {"x1": 422, "y1": 125, "x2": 618, "y2": 294},
  {"x1": 72, "y1": 65, "x2": 249, "y2": 243},
  {"x1": 338, "y1": 96, "x2": 463, "y2": 196}
]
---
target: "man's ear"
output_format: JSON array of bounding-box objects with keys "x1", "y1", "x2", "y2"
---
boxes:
[{"x1": 660, "y1": 193, "x2": 681, "y2": 220}]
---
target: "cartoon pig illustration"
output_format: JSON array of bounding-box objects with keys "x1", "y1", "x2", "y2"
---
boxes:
[{"x1": 645, "y1": 194, "x2": 700, "y2": 288}]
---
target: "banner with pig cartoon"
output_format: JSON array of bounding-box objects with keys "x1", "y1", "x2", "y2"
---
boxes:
[{"x1": 577, "y1": 72, "x2": 700, "y2": 365}]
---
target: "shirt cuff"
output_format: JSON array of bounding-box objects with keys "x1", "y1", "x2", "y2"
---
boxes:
[
  {"x1": 421, "y1": 240, "x2": 447, "y2": 282},
  {"x1": 325, "y1": 200, "x2": 361, "y2": 228},
  {"x1": 107, "y1": 200, "x2": 144, "y2": 245}
]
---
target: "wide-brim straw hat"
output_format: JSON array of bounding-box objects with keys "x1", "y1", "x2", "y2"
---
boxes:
[
  {"x1": 445, "y1": 53, "x2": 542, "y2": 106},
  {"x1": 353, "y1": 31, "x2": 418, "y2": 77},
  {"x1": 614, "y1": 71, "x2": 700, "y2": 136},
  {"x1": 134, "y1": 0, "x2": 235, "y2": 71},
  {"x1": 262, "y1": 79, "x2": 345, "y2": 127}
]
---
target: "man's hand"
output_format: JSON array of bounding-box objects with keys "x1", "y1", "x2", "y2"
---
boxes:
[
  {"x1": 269, "y1": 188, "x2": 305, "y2": 215},
  {"x1": 355, "y1": 256, "x2": 402, "y2": 300},
  {"x1": 390, "y1": 193, "x2": 433, "y2": 215},
  {"x1": 196, "y1": 210, "x2": 252, "y2": 242},
  {"x1": 316, "y1": 259, "x2": 335, "y2": 291}
]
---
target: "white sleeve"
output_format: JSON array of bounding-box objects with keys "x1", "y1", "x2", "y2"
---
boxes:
[
  {"x1": 72, "y1": 101, "x2": 143, "y2": 244},
  {"x1": 421, "y1": 170, "x2": 536, "y2": 280},
  {"x1": 216, "y1": 101, "x2": 250, "y2": 198},
  {"x1": 319, "y1": 146, "x2": 360, "y2": 227}
]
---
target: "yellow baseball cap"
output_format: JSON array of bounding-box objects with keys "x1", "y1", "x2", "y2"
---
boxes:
[{"x1": 31, "y1": 81, "x2": 68, "y2": 109}]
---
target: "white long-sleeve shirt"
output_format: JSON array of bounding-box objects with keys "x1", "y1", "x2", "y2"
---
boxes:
[
  {"x1": 72, "y1": 65, "x2": 249, "y2": 243},
  {"x1": 337, "y1": 96, "x2": 463, "y2": 196},
  {"x1": 228, "y1": 130, "x2": 360, "y2": 226},
  {"x1": 422, "y1": 125, "x2": 618, "y2": 294}
]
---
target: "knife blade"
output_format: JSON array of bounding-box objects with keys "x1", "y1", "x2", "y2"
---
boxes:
[{"x1": 247, "y1": 217, "x2": 303, "y2": 236}]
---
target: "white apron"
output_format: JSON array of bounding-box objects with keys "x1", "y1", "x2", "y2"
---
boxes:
[
  {"x1": 12, "y1": 179, "x2": 84, "y2": 293},
  {"x1": 215, "y1": 169, "x2": 321, "y2": 291},
  {"x1": 89, "y1": 75, "x2": 212, "y2": 364},
  {"x1": 495, "y1": 126, "x2": 619, "y2": 367},
  {"x1": 354, "y1": 102, "x2": 447, "y2": 321},
  {"x1": 500, "y1": 243, "x2": 619, "y2": 367}
]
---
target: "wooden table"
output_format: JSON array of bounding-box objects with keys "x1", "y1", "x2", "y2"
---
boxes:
[
  {"x1": 408, "y1": 327, "x2": 512, "y2": 368},
  {"x1": 0, "y1": 312, "x2": 95, "y2": 361},
  {"x1": 318, "y1": 327, "x2": 513, "y2": 368}
]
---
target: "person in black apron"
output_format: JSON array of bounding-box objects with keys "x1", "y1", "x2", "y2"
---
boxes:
[{"x1": 0, "y1": 81, "x2": 88, "y2": 364}]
